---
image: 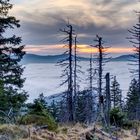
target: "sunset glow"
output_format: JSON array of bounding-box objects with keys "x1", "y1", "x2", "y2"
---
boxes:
[
  {"x1": 77, "y1": 45, "x2": 133, "y2": 54},
  {"x1": 24, "y1": 44, "x2": 133, "y2": 54}
]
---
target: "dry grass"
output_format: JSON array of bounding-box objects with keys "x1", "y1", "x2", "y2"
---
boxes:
[
  {"x1": 0, "y1": 125, "x2": 29, "y2": 140},
  {"x1": 0, "y1": 124, "x2": 139, "y2": 140}
]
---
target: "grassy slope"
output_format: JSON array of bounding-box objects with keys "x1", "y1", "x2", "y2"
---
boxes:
[{"x1": 0, "y1": 124, "x2": 139, "y2": 140}]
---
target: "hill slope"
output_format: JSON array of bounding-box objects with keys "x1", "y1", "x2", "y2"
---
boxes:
[{"x1": 21, "y1": 54, "x2": 133, "y2": 64}]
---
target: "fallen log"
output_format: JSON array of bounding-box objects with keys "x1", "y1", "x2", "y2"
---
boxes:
[{"x1": 78, "y1": 124, "x2": 117, "y2": 140}]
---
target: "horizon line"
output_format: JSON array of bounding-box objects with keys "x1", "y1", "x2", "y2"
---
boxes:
[{"x1": 24, "y1": 44, "x2": 134, "y2": 54}]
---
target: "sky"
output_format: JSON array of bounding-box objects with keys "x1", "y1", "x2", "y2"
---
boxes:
[{"x1": 10, "y1": 0, "x2": 140, "y2": 56}]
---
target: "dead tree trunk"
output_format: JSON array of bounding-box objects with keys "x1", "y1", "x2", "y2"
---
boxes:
[
  {"x1": 98, "y1": 37, "x2": 103, "y2": 100},
  {"x1": 91, "y1": 35, "x2": 110, "y2": 126},
  {"x1": 74, "y1": 36, "x2": 77, "y2": 102},
  {"x1": 68, "y1": 25, "x2": 73, "y2": 122},
  {"x1": 59, "y1": 24, "x2": 75, "y2": 122},
  {"x1": 73, "y1": 36, "x2": 77, "y2": 122},
  {"x1": 93, "y1": 35, "x2": 104, "y2": 112},
  {"x1": 89, "y1": 54, "x2": 93, "y2": 93},
  {"x1": 105, "y1": 73, "x2": 111, "y2": 127}
]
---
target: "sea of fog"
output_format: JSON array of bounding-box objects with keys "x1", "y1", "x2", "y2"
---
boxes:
[{"x1": 23, "y1": 61, "x2": 133, "y2": 102}]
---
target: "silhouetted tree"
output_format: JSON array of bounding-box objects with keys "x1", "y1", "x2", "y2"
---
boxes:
[
  {"x1": 74, "y1": 36, "x2": 78, "y2": 99},
  {"x1": 48, "y1": 100, "x2": 59, "y2": 121},
  {"x1": 58, "y1": 24, "x2": 75, "y2": 122},
  {"x1": 76, "y1": 90, "x2": 89, "y2": 123},
  {"x1": 56, "y1": 94, "x2": 68, "y2": 122},
  {"x1": 126, "y1": 79, "x2": 139, "y2": 120},
  {"x1": 73, "y1": 36, "x2": 83, "y2": 122},
  {"x1": 87, "y1": 54, "x2": 94, "y2": 94},
  {"x1": 0, "y1": 0, "x2": 28, "y2": 112},
  {"x1": 85, "y1": 53, "x2": 96, "y2": 123},
  {"x1": 91, "y1": 35, "x2": 110, "y2": 113},
  {"x1": 73, "y1": 36, "x2": 78, "y2": 122},
  {"x1": 127, "y1": 11, "x2": 140, "y2": 119},
  {"x1": 90, "y1": 35, "x2": 111, "y2": 128},
  {"x1": 110, "y1": 76, "x2": 122, "y2": 109}
]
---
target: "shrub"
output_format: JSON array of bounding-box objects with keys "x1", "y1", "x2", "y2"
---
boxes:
[
  {"x1": 20, "y1": 114, "x2": 58, "y2": 131},
  {"x1": 110, "y1": 107, "x2": 126, "y2": 127},
  {"x1": 19, "y1": 94, "x2": 58, "y2": 131},
  {"x1": 122, "y1": 120, "x2": 140, "y2": 129}
]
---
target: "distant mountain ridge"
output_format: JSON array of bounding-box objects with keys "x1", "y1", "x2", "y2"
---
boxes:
[
  {"x1": 21, "y1": 54, "x2": 88, "y2": 64},
  {"x1": 21, "y1": 53, "x2": 134, "y2": 64},
  {"x1": 111, "y1": 54, "x2": 134, "y2": 61}
]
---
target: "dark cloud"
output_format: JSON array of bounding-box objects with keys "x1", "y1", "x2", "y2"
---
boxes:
[
  {"x1": 12, "y1": 0, "x2": 140, "y2": 49},
  {"x1": 19, "y1": 19, "x2": 129, "y2": 47}
]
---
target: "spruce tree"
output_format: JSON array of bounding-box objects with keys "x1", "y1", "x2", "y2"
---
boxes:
[
  {"x1": 85, "y1": 54, "x2": 96, "y2": 123},
  {"x1": 48, "y1": 100, "x2": 59, "y2": 121},
  {"x1": 76, "y1": 90, "x2": 88, "y2": 123},
  {"x1": 0, "y1": 0, "x2": 28, "y2": 112},
  {"x1": 127, "y1": 12, "x2": 140, "y2": 119},
  {"x1": 126, "y1": 79, "x2": 139, "y2": 120},
  {"x1": 110, "y1": 76, "x2": 122, "y2": 108}
]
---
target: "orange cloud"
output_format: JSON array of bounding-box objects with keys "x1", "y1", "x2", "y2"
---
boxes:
[
  {"x1": 107, "y1": 48, "x2": 133, "y2": 53},
  {"x1": 78, "y1": 45, "x2": 133, "y2": 54},
  {"x1": 24, "y1": 44, "x2": 134, "y2": 54}
]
